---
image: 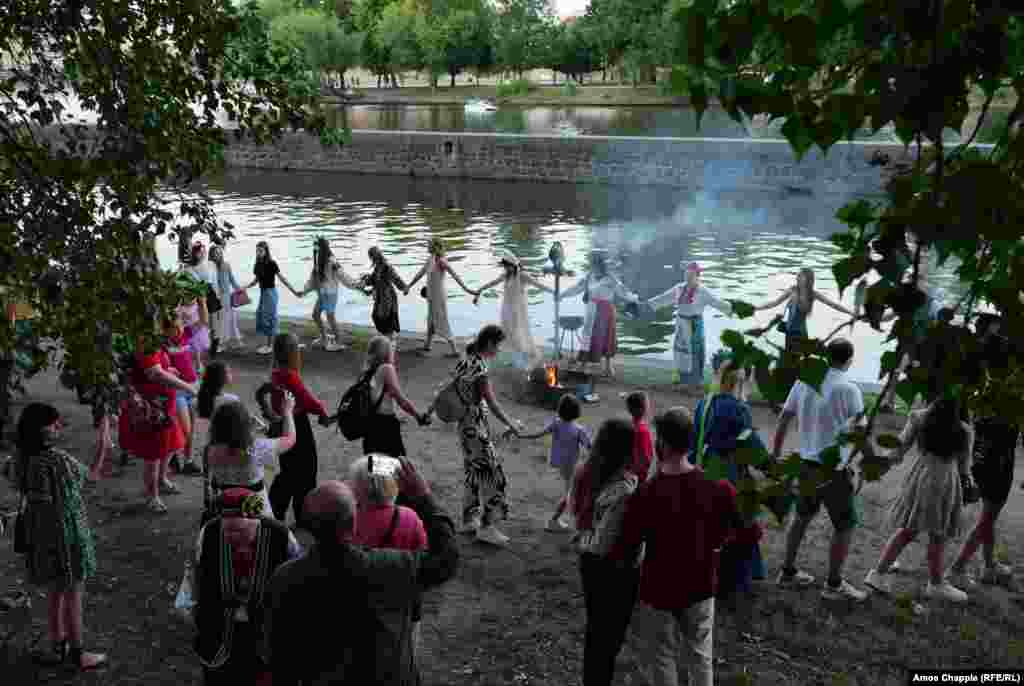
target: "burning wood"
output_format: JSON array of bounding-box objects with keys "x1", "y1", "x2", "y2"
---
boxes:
[{"x1": 545, "y1": 363, "x2": 559, "y2": 388}]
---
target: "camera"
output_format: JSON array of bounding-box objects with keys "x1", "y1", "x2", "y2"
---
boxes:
[{"x1": 368, "y1": 454, "x2": 401, "y2": 477}]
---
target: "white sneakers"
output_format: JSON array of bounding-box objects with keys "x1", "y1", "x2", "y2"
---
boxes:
[
  {"x1": 822, "y1": 578, "x2": 868, "y2": 602},
  {"x1": 924, "y1": 581, "x2": 968, "y2": 603},
  {"x1": 545, "y1": 516, "x2": 570, "y2": 533},
  {"x1": 476, "y1": 525, "x2": 510, "y2": 547},
  {"x1": 256, "y1": 345, "x2": 273, "y2": 355},
  {"x1": 460, "y1": 516, "x2": 482, "y2": 534},
  {"x1": 980, "y1": 562, "x2": 1014, "y2": 587},
  {"x1": 324, "y1": 341, "x2": 345, "y2": 352}
]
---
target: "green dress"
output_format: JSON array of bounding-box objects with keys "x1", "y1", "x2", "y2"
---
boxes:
[{"x1": 20, "y1": 447, "x2": 97, "y2": 590}]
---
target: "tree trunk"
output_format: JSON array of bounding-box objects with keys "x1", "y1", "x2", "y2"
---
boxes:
[
  {"x1": 450, "y1": 72, "x2": 456, "y2": 88},
  {"x1": 377, "y1": 74, "x2": 382, "y2": 88}
]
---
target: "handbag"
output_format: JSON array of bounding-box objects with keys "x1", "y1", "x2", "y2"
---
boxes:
[
  {"x1": 231, "y1": 290, "x2": 251, "y2": 308},
  {"x1": 124, "y1": 387, "x2": 172, "y2": 434},
  {"x1": 433, "y1": 376, "x2": 469, "y2": 423},
  {"x1": 14, "y1": 496, "x2": 30, "y2": 554},
  {"x1": 205, "y1": 284, "x2": 223, "y2": 314},
  {"x1": 172, "y1": 562, "x2": 196, "y2": 622}
]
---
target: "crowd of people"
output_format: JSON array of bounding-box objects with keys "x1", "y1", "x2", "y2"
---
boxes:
[{"x1": 5, "y1": 237, "x2": 1023, "y2": 686}]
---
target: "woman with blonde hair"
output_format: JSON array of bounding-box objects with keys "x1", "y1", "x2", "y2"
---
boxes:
[
  {"x1": 406, "y1": 237, "x2": 476, "y2": 358},
  {"x1": 362, "y1": 335, "x2": 431, "y2": 457},
  {"x1": 473, "y1": 249, "x2": 554, "y2": 368}
]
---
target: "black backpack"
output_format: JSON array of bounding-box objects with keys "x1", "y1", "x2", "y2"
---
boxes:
[{"x1": 336, "y1": 364, "x2": 384, "y2": 441}]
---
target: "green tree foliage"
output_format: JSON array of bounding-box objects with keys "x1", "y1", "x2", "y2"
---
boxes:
[
  {"x1": 377, "y1": 1, "x2": 424, "y2": 75},
  {"x1": 661, "y1": 0, "x2": 1024, "y2": 511},
  {"x1": 352, "y1": 0, "x2": 397, "y2": 85},
  {"x1": 417, "y1": 2, "x2": 494, "y2": 87},
  {"x1": 269, "y1": 7, "x2": 363, "y2": 90},
  {"x1": 0, "y1": 0, "x2": 341, "y2": 397},
  {"x1": 546, "y1": 21, "x2": 600, "y2": 84},
  {"x1": 494, "y1": 0, "x2": 554, "y2": 78}
]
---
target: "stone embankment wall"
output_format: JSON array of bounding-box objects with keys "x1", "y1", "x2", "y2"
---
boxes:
[{"x1": 223, "y1": 129, "x2": 993, "y2": 194}]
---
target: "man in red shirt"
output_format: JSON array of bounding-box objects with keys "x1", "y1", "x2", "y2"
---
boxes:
[{"x1": 614, "y1": 407, "x2": 739, "y2": 686}]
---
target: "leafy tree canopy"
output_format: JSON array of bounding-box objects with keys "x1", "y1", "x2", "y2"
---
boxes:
[
  {"x1": 0, "y1": 0, "x2": 343, "y2": 397},
  {"x1": 659, "y1": 0, "x2": 1024, "y2": 508}
]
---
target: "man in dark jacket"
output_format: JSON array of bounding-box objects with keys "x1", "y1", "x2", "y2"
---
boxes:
[{"x1": 264, "y1": 459, "x2": 459, "y2": 686}]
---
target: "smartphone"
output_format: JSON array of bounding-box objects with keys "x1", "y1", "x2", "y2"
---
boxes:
[{"x1": 368, "y1": 455, "x2": 401, "y2": 477}]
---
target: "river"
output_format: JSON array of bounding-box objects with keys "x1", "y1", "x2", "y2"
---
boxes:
[{"x1": 155, "y1": 168, "x2": 964, "y2": 387}]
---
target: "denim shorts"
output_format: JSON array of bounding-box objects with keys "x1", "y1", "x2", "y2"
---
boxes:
[
  {"x1": 316, "y1": 289, "x2": 339, "y2": 314},
  {"x1": 176, "y1": 391, "x2": 194, "y2": 414}
]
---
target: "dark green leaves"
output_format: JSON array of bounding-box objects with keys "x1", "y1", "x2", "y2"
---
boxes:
[
  {"x1": 797, "y1": 356, "x2": 830, "y2": 394},
  {"x1": 729, "y1": 300, "x2": 755, "y2": 319},
  {"x1": 780, "y1": 117, "x2": 815, "y2": 162}
]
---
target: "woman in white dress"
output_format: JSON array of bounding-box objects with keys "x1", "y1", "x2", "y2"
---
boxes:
[
  {"x1": 406, "y1": 237, "x2": 476, "y2": 358},
  {"x1": 559, "y1": 251, "x2": 638, "y2": 377},
  {"x1": 473, "y1": 249, "x2": 554, "y2": 368},
  {"x1": 208, "y1": 245, "x2": 245, "y2": 352},
  {"x1": 648, "y1": 262, "x2": 733, "y2": 391}
]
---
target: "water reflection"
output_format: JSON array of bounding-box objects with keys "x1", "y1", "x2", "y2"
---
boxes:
[
  {"x1": 329, "y1": 104, "x2": 967, "y2": 143},
  {"x1": 157, "y1": 169, "x2": 963, "y2": 386}
]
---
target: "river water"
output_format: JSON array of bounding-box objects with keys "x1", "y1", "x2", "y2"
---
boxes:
[
  {"x1": 330, "y1": 104, "x2": 966, "y2": 142},
  {"x1": 155, "y1": 168, "x2": 963, "y2": 387}
]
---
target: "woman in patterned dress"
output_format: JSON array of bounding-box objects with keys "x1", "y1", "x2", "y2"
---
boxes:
[
  {"x1": 15, "y1": 403, "x2": 107, "y2": 670},
  {"x1": 362, "y1": 246, "x2": 408, "y2": 345},
  {"x1": 448, "y1": 324, "x2": 522, "y2": 547}
]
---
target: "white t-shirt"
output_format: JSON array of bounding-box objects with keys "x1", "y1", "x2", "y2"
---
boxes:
[{"x1": 782, "y1": 368, "x2": 864, "y2": 467}]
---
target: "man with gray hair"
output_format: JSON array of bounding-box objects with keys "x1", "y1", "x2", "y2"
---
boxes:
[{"x1": 264, "y1": 460, "x2": 458, "y2": 686}]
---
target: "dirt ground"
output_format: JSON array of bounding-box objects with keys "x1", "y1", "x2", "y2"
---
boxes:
[{"x1": 2, "y1": 316, "x2": 1023, "y2": 686}]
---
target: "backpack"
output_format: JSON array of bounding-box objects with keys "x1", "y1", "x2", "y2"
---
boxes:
[{"x1": 336, "y1": 364, "x2": 384, "y2": 440}]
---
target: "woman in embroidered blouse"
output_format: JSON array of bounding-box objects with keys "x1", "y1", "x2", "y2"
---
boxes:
[
  {"x1": 406, "y1": 237, "x2": 476, "y2": 358},
  {"x1": 559, "y1": 251, "x2": 638, "y2": 378},
  {"x1": 570, "y1": 417, "x2": 640, "y2": 686},
  {"x1": 295, "y1": 237, "x2": 363, "y2": 352},
  {"x1": 648, "y1": 261, "x2": 733, "y2": 391},
  {"x1": 205, "y1": 399, "x2": 297, "y2": 520},
  {"x1": 16, "y1": 403, "x2": 107, "y2": 670},
  {"x1": 361, "y1": 246, "x2": 408, "y2": 344},
  {"x1": 473, "y1": 250, "x2": 554, "y2": 368}
]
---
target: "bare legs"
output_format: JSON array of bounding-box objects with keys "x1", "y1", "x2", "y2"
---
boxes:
[
  {"x1": 783, "y1": 514, "x2": 854, "y2": 584},
  {"x1": 177, "y1": 403, "x2": 192, "y2": 470},
  {"x1": 47, "y1": 586, "x2": 107, "y2": 669},
  {"x1": 88, "y1": 415, "x2": 113, "y2": 481},
  {"x1": 951, "y1": 500, "x2": 1005, "y2": 575}
]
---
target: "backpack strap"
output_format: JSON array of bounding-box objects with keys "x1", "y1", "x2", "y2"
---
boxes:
[{"x1": 367, "y1": 363, "x2": 387, "y2": 412}]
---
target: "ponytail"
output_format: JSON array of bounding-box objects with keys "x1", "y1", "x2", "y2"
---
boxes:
[{"x1": 197, "y1": 361, "x2": 228, "y2": 419}]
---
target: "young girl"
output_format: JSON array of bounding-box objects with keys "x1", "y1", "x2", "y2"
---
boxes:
[
  {"x1": 864, "y1": 396, "x2": 974, "y2": 603},
  {"x1": 192, "y1": 361, "x2": 240, "y2": 472},
  {"x1": 405, "y1": 237, "x2": 477, "y2": 358},
  {"x1": 520, "y1": 394, "x2": 591, "y2": 532},
  {"x1": 296, "y1": 237, "x2": 363, "y2": 352},
  {"x1": 244, "y1": 242, "x2": 298, "y2": 355},
  {"x1": 165, "y1": 307, "x2": 203, "y2": 475}
]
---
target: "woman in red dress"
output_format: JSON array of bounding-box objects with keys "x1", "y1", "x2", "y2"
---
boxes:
[{"x1": 119, "y1": 316, "x2": 200, "y2": 513}]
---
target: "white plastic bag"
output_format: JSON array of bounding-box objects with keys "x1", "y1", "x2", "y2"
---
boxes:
[{"x1": 172, "y1": 564, "x2": 195, "y2": 622}]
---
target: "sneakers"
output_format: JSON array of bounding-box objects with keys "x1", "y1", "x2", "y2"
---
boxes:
[
  {"x1": 160, "y1": 479, "x2": 180, "y2": 495},
  {"x1": 476, "y1": 525, "x2": 510, "y2": 547},
  {"x1": 947, "y1": 568, "x2": 978, "y2": 590},
  {"x1": 887, "y1": 557, "x2": 903, "y2": 574},
  {"x1": 324, "y1": 341, "x2": 345, "y2": 352},
  {"x1": 864, "y1": 569, "x2": 893, "y2": 595},
  {"x1": 776, "y1": 569, "x2": 816, "y2": 589},
  {"x1": 460, "y1": 516, "x2": 481, "y2": 534},
  {"x1": 256, "y1": 345, "x2": 273, "y2": 355},
  {"x1": 822, "y1": 578, "x2": 868, "y2": 602},
  {"x1": 924, "y1": 580, "x2": 968, "y2": 603},
  {"x1": 980, "y1": 562, "x2": 1014, "y2": 587},
  {"x1": 146, "y1": 497, "x2": 168, "y2": 514}
]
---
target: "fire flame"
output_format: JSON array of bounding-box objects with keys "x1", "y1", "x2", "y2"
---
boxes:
[{"x1": 545, "y1": 364, "x2": 558, "y2": 388}]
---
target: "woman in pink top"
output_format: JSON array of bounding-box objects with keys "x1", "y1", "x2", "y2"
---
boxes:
[
  {"x1": 165, "y1": 307, "x2": 202, "y2": 475},
  {"x1": 349, "y1": 454, "x2": 428, "y2": 662}
]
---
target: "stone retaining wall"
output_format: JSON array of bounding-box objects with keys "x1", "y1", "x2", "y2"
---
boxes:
[{"x1": 223, "y1": 129, "x2": 992, "y2": 195}]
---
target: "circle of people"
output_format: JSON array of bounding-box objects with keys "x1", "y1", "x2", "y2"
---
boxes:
[{"x1": 9, "y1": 237, "x2": 1020, "y2": 685}]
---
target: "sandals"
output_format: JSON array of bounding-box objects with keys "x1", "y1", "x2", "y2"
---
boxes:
[{"x1": 69, "y1": 643, "x2": 108, "y2": 671}]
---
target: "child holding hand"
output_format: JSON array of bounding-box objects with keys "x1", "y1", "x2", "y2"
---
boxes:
[{"x1": 520, "y1": 394, "x2": 591, "y2": 532}]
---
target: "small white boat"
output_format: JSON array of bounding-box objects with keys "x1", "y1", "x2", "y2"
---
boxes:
[{"x1": 464, "y1": 98, "x2": 498, "y2": 113}]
